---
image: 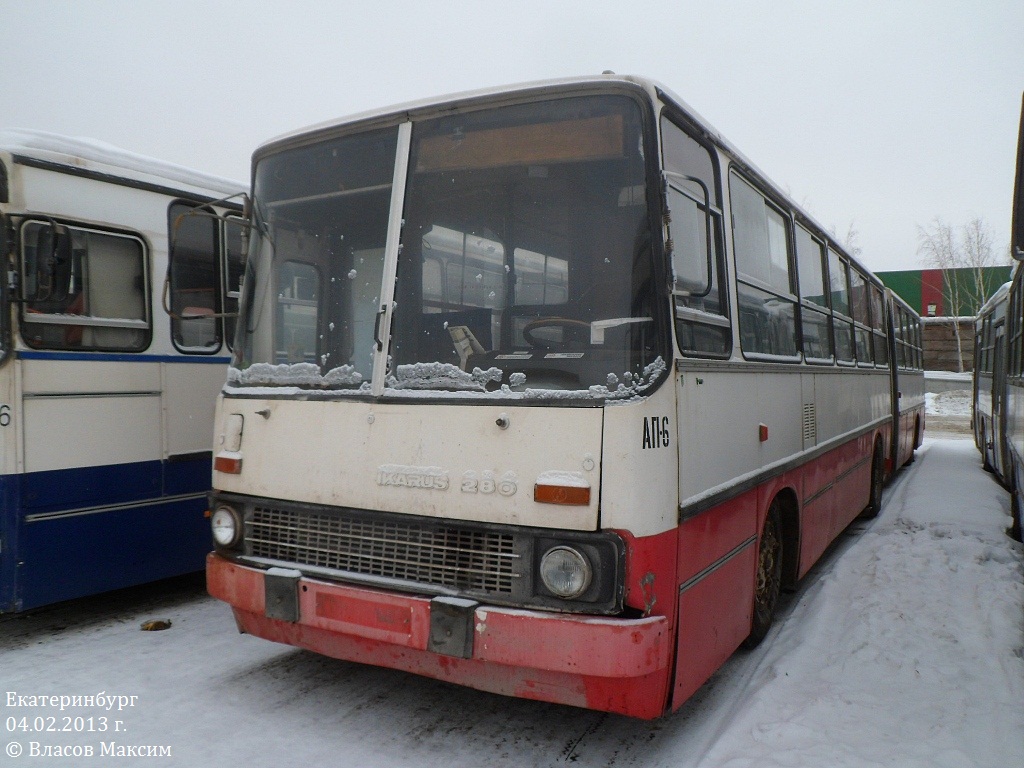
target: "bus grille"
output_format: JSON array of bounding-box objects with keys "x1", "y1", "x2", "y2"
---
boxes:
[{"x1": 245, "y1": 505, "x2": 523, "y2": 594}]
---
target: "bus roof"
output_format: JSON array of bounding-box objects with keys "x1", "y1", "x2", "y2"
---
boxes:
[
  {"x1": 0, "y1": 128, "x2": 244, "y2": 198},
  {"x1": 253, "y1": 73, "x2": 880, "y2": 287}
]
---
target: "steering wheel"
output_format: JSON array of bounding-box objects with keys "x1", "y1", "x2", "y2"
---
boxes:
[{"x1": 522, "y1": 317, "x2": 591, "y2": 348}]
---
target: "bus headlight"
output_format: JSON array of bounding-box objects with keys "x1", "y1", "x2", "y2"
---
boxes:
[
  {"x1": 539, "y1": 546, "x2": 592, "y2": 599},
  {"x1": 211, "y1": 505, "x2": 242, "y2": 549}
]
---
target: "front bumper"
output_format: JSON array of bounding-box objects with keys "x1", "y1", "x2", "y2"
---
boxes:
[{"x1": 207, "y1": 553, "x2": 672, "y2": 719}]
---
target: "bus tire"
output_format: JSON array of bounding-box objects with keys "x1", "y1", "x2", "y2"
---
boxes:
[
  {"x1": 907, "y1": 417, "x2": 920, "y2": 464},
  {"x1": 861, "y1": 438, "x2": 884, "y2": 519},
  {"x1": 743, "y1": 500, "x2": 783, "y2": 649},
  {"x1": 981, "y1": 426, "x2": 995, "y2": 473}
]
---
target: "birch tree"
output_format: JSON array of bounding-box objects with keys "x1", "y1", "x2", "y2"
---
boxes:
[{"x1": 917, "y1": 216, "x2": 1007, "y2": 371}]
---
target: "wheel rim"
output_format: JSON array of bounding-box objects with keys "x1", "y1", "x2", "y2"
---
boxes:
[{"x1": 754, "y1": 512, "x2": 782, "y2": 623}]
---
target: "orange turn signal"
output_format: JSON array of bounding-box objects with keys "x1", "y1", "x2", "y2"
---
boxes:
[
  {"x1": 534, "y1": 483, "x2": 591, "y2": 506},
  {"x1": 214, "y1": 453, "x2": 242, "y2": 474}
]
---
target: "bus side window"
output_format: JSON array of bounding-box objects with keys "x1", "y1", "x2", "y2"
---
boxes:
[
  {"x1": 828, "y1": 249, "x2": 855, "y2": 363},
  {"x1": 21, "y1": 221, "x2": 148, "y2": 352},
  {"x1": 794, "y1": 223, "x2": 834, "y2": 363},
  {"x1": 730, "y1": 172, "x2": 798, "y2": 359},
  {"x1": 849, "y1": 268, "x2": 873, "y2": 366},
  {"x1": 870, "y1": 284, "x2": 888, "y2": 367},
  {"x1": 661, "y1": 115, "x2": 730, "y2": 358},
  {"x1": 169, "y1": 201, "x2": 221, "y2": 352}
]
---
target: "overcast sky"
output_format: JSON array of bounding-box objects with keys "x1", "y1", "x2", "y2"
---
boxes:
[{"x1": 3, "y1": 0, "x2": 1022, "y2": 272}]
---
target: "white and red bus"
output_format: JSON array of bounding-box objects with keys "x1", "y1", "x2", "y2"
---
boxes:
[{"x1": 206, "y1": 75, "x2": 924, "y2": 718}]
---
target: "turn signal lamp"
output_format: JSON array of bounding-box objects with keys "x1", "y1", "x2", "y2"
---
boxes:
[
  {"x1": 534, "y1": 484, "x2": 591, "y2": 505},
  {"x1": 534, "y1": 479, "x2": 591, "y2": 506},
  {"x1": 214, "y1": 452, "x2": 243, "y2": 474},
  {"x1": 214, "y1": 413, "x2": 245, "y2": 474}
]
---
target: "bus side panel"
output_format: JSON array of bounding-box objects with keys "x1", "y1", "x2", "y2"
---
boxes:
[
  {"x1": 163, "y1": 361, "x2": 228, "y2": 459},
  {"x1": 673, "y1": 487, "x2": 758, "y2": 707},
  {"x1": 17, "y1": 490, "x2": 209, "y2": 610},
  {"x1": 0, "y1": 473, "x2": 21, "y2": 612}
]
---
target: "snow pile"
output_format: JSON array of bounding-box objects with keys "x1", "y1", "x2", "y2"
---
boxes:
[
  {"x1": 228, "y1": 363, "x2": 365, "y2": 388},
  {"x1": 387, "y1": 362, "x2": 502, "y2": 391},
  {"x1": 0, "y1": 128, "x2": 244, "y2": 195},
  {"x1": 926, "y1": 389, "x2": 973, "y2": 417}
]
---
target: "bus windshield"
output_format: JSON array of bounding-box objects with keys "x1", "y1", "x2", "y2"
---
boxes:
[{"x1": 233, "y1": 94, "x2": 666, "y2": 398}]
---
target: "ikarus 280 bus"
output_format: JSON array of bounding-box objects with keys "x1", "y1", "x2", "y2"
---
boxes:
[{"x1": 207, "y1": 75, "x2": 923, "y2": 718}]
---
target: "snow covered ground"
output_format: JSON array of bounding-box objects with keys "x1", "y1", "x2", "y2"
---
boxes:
[{"x1": 2, "y1": 410, "x2": 1021, "y2": 766}]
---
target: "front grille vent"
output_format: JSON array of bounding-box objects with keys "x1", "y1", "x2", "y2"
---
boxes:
[{"x1": 246, "y1": 505, "x2": 523, "y2": 594}]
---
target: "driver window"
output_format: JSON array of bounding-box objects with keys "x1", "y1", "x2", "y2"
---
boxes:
[{"x1": 661, "y1": 115, "x2": 730, "y2": 358}]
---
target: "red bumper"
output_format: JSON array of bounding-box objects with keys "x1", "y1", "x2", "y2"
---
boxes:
[{"x1": 207, "y1": 553, "x2": 672, "y2": 719}]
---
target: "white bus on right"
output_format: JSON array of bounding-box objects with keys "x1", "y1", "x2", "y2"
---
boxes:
[{"x1": 1000, "y1": 93, "x2": 1024, "y2": 542}]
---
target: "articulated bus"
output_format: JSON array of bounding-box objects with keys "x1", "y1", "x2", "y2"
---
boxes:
[
  {"x1": 973, "y1": 281, "x2": 1012, "y2": 482},
  {"x1": 0, "y1": 130, "x2": 244, "y2": 612},
  {"x1": 206, "y1": 76, "x2": 924, "y2": 718}
]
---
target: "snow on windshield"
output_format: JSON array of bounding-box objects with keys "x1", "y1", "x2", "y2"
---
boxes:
[{"x1": 225, "y1": 357, "x2": 666, "y2": 401}]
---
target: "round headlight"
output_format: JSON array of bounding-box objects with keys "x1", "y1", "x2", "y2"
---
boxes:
[
  {"x1": 539, "y1": 546, "x2": 592, "y2": 599},
  {"x1": 211, "y1": 505, "x2": 241, "y2": 548}
]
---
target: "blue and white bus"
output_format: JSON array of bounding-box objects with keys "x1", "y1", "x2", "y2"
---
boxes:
[{"x1": 0, "y1": 130, "x2": 244, "y2": 612}]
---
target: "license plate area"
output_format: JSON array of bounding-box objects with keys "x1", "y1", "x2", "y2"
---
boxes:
[
  {"x1": 428, "y1": 597, "x2": 478, "y2": 658},
  {"x1": 264, "y1": 568, "x2": 301, "y2": 622}
]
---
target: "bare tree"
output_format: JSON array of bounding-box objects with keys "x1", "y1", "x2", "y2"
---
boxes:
[
  {"x1": 829, "y1": 220, "x2": 862, "y2": 258},
  {"x1": 917, "y1": 216, "x2": 1006, "y2": 372},
  {"x1": 840, "y1": 221, "x2": 862, "y2": 259}
]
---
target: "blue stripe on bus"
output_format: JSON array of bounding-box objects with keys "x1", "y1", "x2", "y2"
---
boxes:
[
  {"x1": 17, "y1": 493, "x2": 211, "y2": 611},
  {"x1": 20, "y1": 457, "x2": 212, "y2": 514},
  {"x1": 1, "y1": 456, "x2": 215, "y2": 612},
  {"x1": 15, "y1": 351, "x2": 232, "y2": 364}
]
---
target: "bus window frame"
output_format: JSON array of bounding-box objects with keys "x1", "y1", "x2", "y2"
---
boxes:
[
  {"x1": 659, "y1": 111, "x2": 732, "y2": 360},
  {"x1": 729, "y1": 168, "x2": 800, "y2": 362},
  {"x1": 793, "y1": 220, "x2": 835, "y2": 365},
  {"x1": 168, "y1": 199, "x2": 226, "y2": 355},
  {"x1": 17, "y1": 217, "x2": 152, "y2": 353}
]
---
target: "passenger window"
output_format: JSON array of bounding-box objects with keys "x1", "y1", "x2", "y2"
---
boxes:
[
  {"x1": 870, "y1": 284, "x2": 889, "y2": 366},
  {"x1": 849, "y1": 268, "x2": 873, "y2": 365},
  {"x1": 731, "y1": 171, "x2": 798, "y2": 358},
  {"x1": 20, "y1": 221, "x2": 148, "y2": 352},
  {"x1": 169, "y1": 201, "x2": 221, "y2": 352},
  {"x1": 661, "y1": 116, "x2": 730, "y2": 358},
  {"x1": 827, "y1": 249, "x2": 855, "y2": 363},
  {"x1": 795, "y1": 224, "x2": 833, "y2": 363}
]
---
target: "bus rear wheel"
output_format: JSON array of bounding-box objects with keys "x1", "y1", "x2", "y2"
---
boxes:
[
  {"x1": 744, "y1": 501, "x2": 783, "y2": 648},
  {"x1": 861, "y1": 439, "x2": 884, "y2": 519}
]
